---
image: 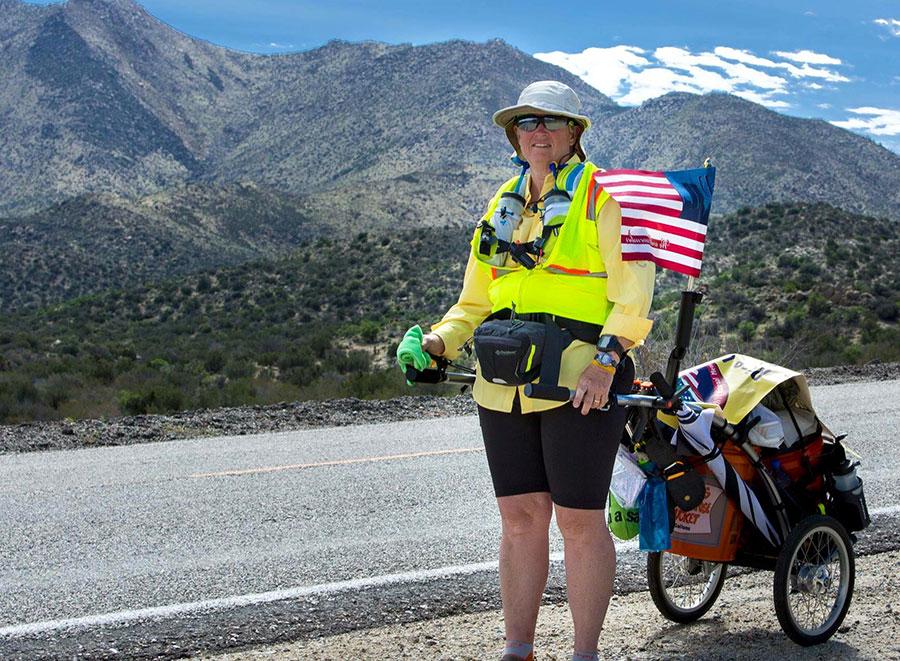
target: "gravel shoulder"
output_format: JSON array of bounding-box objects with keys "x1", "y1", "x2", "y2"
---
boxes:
[
  {"x1": 2, "y1": 362, "x2": 898, "y2": 455},
  {"x1": 209, "y1": 549, "x2": 900, "y2": 661}
]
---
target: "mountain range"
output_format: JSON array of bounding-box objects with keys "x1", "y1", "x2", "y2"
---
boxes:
[{"x1": 2, "y1": 0, "x2": 899, "y2": 223}]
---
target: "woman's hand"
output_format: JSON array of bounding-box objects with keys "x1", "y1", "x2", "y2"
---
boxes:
[
  {"x1": 421, "y1": 332, "x2": 445, "y2": 357},
  {"x1": 572, "y1": 362, "x2": 615, "y2": 415}
]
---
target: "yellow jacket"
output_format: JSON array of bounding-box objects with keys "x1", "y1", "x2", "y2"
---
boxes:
[{"x1": 431, "y1": 155, "x2": 656, "y2": 413}]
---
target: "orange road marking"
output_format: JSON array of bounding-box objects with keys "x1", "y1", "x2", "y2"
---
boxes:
[{"x1": 190, "y1": 447, "x2": 484, "y2": 478}]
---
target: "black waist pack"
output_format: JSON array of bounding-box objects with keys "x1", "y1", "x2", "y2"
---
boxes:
[{"x1": 473, "y1": 319, "x2": 546, "y2": 385}]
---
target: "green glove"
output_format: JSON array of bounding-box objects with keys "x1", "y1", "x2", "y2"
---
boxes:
[{"x1": 396, "y1": 325, "x2": 430, "y2": 375}]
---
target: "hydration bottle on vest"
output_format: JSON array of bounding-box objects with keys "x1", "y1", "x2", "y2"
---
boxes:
[{"x1": 482, "y1": 191, "x2": 525, "y2": 266}]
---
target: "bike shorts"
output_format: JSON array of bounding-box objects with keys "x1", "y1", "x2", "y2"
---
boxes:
[{"x1": 476, "y1": 356, "x2": 634, "y2": 510}]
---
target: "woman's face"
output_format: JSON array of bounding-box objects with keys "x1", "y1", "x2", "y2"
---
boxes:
[{"x1": 515, "y1": 115, "x2": 578, "y2": 167}]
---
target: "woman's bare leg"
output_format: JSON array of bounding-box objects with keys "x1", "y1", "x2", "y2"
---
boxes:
[
  {"x1": 554, "y1": 504, "x2": 616, "y2": 654},
  {"x1": 496, "y1": 492, "x2": 554, "y2": 644}
]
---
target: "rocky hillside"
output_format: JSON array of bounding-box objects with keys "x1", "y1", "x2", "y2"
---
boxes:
[
  {"x1": 0, "y1": 183, "x2": 323, "y2": 310},
  {"x1": 1, "y1": 0, "x2": 898, "y2": 226},
  {"x1": 588, "y1": 93, "x2": 900, "y2": 217},
  {"x1": 0, "y1": 0, "x2": 616, "y2": 216}
]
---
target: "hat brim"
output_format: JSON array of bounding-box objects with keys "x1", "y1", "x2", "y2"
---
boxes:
[{"x1": 492, "y1": 103, "x2": 592, "y2": 131}]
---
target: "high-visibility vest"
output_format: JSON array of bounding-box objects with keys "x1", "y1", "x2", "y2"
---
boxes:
[{"x1": 471, "y1": 160, "x2": 613, "y2": 326}]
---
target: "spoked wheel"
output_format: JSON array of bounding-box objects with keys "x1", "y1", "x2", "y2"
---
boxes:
[
  {"x1": 774, "y1": 515, "x2": 854, "y2": 646},
  {"x1": 647, "y1": 551, "x2": 727, "y2": 623}
]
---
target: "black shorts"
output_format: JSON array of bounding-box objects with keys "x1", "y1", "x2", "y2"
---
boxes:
[{"x1": 477, "y1": 357, "x2": 634, "y2": 510}]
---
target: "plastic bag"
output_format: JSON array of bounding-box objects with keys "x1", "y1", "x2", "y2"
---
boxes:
[
  {"x1": 747, "y1": 403, "x2": 784, "y2": 448},
  {"x1": 607, "y1": 492, "x2": 640, "y2": 540},
  {"x1": 638, "y1": 477, "x2": 671, "y2": 552},
  {"x1": 609, "y1": 445, "x2": 648, "y2": 509}
]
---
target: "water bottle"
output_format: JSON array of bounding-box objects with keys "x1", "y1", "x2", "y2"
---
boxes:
[
  {"x1": 831, "y1": 460, "x2": 861, "y2": 494},
  {"x1": 770, "y1": 459, "x2": 792, "y2": 491},
  {"x1": 482, "y1": 192, "x2": 525, "y2": 266},
  {"x1": 541, "y1": 189, "x2": 570, "y2": 229},
  {"x1": 829, "y1": 458, "x2": 870, "y2": 531}
]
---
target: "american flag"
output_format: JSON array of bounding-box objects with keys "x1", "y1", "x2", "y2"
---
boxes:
[{"x1": 590, "y1": 167, "x2": 716, "y2": 278}]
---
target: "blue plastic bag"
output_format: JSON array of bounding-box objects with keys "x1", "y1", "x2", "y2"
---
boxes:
[{"x1": 638, "y1": 477, "x2": 671, "y2": 552}]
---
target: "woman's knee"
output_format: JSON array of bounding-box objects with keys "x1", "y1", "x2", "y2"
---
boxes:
[
  {"x1": 497, "y1": 492, "x2": 553, "y2": 536},
  {"x1": 554, "y1": 504, "x2": 608, "y2": 543}
]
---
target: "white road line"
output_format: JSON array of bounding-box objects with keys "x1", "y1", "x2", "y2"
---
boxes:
[
  {"x1": 2, "y1": 509, "x2": 897, "y2": 638},
  {"x1": 190, "y1": 447, "x2": 484, "y2": 478},
  {"x1": 0, "y1": 540, "x2": 633, "y2": 639}
]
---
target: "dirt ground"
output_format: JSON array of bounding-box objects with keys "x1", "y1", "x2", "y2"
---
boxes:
[{"x1": 210, "y1": 549, "x2": 899, "y2": 661}]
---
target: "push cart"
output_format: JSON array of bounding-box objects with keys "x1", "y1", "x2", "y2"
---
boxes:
[{"x1": 407, "y1": 342, "x2": 870, "y2": 646}]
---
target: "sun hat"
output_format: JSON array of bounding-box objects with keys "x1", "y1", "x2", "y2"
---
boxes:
[{"x1": 492, "y1": 81, "x2": 591, "y2": 160}]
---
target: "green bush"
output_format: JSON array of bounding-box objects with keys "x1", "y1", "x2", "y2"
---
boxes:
[{"x1": 118, "y1": 389, "x2": 151, "y2": 416}]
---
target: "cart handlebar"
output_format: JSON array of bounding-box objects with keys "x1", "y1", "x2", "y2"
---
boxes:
[{"x1": 405, "y1": 358, "x2": 727, "y2": 419}]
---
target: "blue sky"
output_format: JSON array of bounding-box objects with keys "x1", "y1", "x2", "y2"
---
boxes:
[{"x1": 25, "y1": 0, "x2": 900, "y2": 152}]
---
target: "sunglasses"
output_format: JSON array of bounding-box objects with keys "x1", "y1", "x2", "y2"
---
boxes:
[{"x1": 513, "y1": 115, "x2": 572, "y2": 132}]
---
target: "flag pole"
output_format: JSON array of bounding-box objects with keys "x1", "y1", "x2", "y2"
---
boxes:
[{"x1": 663, "y1": 158, "x2": 712, "y2": 386}]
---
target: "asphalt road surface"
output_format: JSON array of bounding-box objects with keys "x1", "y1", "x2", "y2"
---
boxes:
[{"x1": 1, "y1": 380, "x2": 898, "y2": 659}]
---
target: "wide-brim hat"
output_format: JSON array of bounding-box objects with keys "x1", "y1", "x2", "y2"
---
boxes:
[{"x1": 492, "y1": 80, "x2": 591, "y2": 160}]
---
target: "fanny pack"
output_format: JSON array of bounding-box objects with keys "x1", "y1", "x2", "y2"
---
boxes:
[
  {"x1": 473, "y1": 314, "x2": 581, "y2": 392},
  {"x1": 473, "y1": 319, "x2": 546, "y2": 385}
]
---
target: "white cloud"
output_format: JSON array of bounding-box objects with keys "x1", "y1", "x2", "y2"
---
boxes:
[
  {"x1": 534, "y1": 43, "x2": 849, "y2": 111},
  {"x1": 714, "y1": 47, "x2": 849, "y2": 82},
  {"x1": 535, "y1": 46, "x2": 650, "y2": 98},
  {"x1": 874, "y1": 18, "x2": 900, "y2": 37},
  {"x1": 831, "y1": 107, "x2": 900, "y2": 135},
  {"x1": 817, "y1": 103, "x2": 832, "y2": 109},
  {"x1": 780, "y1": 62, "x2": 850, "y2": 83},
  {"x1": 714, "y1": 47, "x2": 781, "y2": 68},
  {"x1": 773, "y1": 49, "x2": 842, "y2": 65}
]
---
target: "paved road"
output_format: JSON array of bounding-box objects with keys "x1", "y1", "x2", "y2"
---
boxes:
[{"x1": 1, "y1": 380, "x2": 898, "y2": 659}]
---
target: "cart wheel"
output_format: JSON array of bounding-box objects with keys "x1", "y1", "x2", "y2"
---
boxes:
[
  {"x1": 647, "y1": 551, "x2": 727, "y2": 623},
  {"x1": 773, "y1": 515, "x2": 854, "y2": 646}
]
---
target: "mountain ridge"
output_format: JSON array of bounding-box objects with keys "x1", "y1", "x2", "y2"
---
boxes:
[{"x1": 2, "y1": 0, "x2": 898, "y2": 220}]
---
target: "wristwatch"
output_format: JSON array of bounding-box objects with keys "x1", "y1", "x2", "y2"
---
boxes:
[
  {"x1": 593, "y1": 351, "x2": 618, "y2": 369},
  {"x1": 596, "y1": 334, "x2": 625, "y2": 363}
]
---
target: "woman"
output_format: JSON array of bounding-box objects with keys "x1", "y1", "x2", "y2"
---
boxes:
[{"x1": 399, "y1": 81, "x2": 655, "y2": 661}]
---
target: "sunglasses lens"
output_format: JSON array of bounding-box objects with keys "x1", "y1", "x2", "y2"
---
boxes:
[
  {"x1": 515, "y1": 117, "x2": 540, "y2": 132},
  {"x1": 543, "y1": 117, "x2": 568, "y2": 131},
  {"x1": 514, "y1": 115, "x2": 568, "y2": 132}
]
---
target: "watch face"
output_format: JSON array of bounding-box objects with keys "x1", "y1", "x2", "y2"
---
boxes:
[
  {"x1": 599, "y1": 335, "x2": 621, "y2": 352},
  {"x1": 598, "y1": 352, "x2": 617, "y2": 367}
]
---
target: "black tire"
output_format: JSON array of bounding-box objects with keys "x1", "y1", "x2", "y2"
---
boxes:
[
  {"x1": 647, "y1": 551, "x2": 727, "y2": 623},
  {"x1": 773, "y1": 515, "x2": 855, "y2": 646}
]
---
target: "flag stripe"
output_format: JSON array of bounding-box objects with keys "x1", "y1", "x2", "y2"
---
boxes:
[
  {"x1": 622, "y1": 234, "x2": 705, "y2": 260},
  {"x1": 624, "y1": 252, "x2": 701, "y2": 277},
  {"x1": 599, "y1": 183, "x2": 681, "y2": 196},
  {"x1": 595, "y1": 175, "x2": 672, "y2": 187},
  {"x1": 596, "y1": 169, "x2": 671, "y2": 180},
  {"x1": 622, "y1": 217, "x2": 707, "y2": 243},
  {"x1": 615, "y1": 195, "x2": 684, "y2": 210},
  {"x1": 619, "y1": 201, "x2": 682, "y2": 219},
  {"x1": 622, "y1": 245, "x2": 703, "y2": 265},
  {"x1": 621, "y1": 208, "x2": 708, "y2": 235}
]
